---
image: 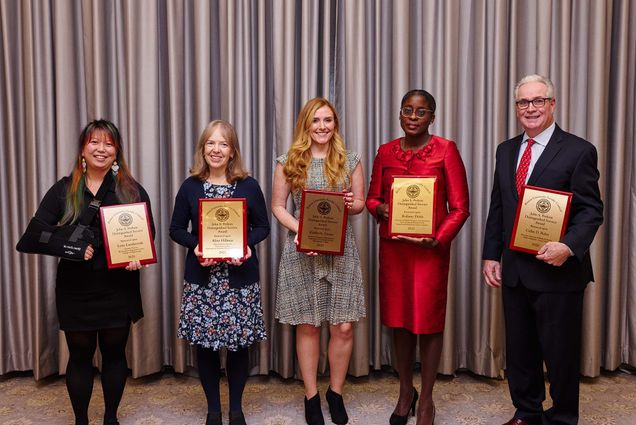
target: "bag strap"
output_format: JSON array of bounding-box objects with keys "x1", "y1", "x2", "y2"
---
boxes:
[
  {"x1": 78, "y1": 172, "x2": 116, "y2": 226},
  {"x1": 67, "y1": 173, "x2": 115, "y2": 243}
]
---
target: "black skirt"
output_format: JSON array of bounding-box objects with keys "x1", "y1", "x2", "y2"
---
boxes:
[{"x1": 55, "y1": 258, "x2": 142, "y2": 331}]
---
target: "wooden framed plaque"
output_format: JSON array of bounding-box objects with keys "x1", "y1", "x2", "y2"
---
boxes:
[
  {"x1": 388, "y1": 176, "x2": 437, "y2": 237},
  {"x1": 297, "y1": 189, "x2": 347, "y2": 255},
  {"x1": 510, "y1": 185, "x2": 572, "y2": 254},
  {"x1": 100, "y1": 202, "x2": 157, "y2": 269},
  {"x1": 199, "y1": 198, "x2": 247, "y2": 260}
]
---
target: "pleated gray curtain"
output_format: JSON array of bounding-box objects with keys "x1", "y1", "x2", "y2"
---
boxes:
[{"x1": 1, "y1": 0, "x2": 634, "y2": 381}]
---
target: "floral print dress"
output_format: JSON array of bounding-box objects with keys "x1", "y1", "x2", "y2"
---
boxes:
[{"x1": 177, "y1": 182, "x2": 267, "y2": 351}]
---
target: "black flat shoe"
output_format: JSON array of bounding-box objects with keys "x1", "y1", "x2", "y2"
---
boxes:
[
  {"x1": 229, "y1": 410, "x2": 247, "y2": 425},
  {"x1": 304, "y1": 392, "x2": 325, "y2": 425},
  {"x1": 389, "y1": 387, "x2": 418, "y2": 425},
  {"x1": 206, "y1": 411, "x2": 223, "y2": 425},
  {"x1": 326, "y1": 386, "x2": 349, "y2": 424}
]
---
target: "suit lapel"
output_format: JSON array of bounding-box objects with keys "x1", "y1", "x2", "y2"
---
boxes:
[{"x1": 527, "y1": 125, "x2": 564, "y2": 186}]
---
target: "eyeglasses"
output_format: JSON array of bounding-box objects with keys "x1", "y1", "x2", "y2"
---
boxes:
[
  {"x1": 400, "y1": 107, "x2": 433, "y2": 118},
  {"x1": 515, "y1": 97, "x2": 552, "y2": 109}
]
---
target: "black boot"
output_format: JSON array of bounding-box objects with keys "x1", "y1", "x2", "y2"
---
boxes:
[
  {"x1": 206, "y1": 411, "x2": 223, "y2": 425},
  {"x1": 325, "y1": 387, "x2": 348, "y2": 424},
  {"x1": 304, "y1": 392, "x2": 325, "y2": 425},
  {"x1": 103, "y1": 418, "x2": 120, "y2": 425},
  {"x1": 229, "y1": 410, "x2": 247, "y2": 425}
]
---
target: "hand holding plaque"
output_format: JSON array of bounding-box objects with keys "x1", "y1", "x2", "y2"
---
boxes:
[
  {"x1": 100, "y1": 202, "x2": 157, "y2": 269},
  {"x1": 389, "y1": 176, "x2": 437, "y2": 237},
  {"x1": 297, "y1": 190, "x2": 347, "y2": 255},
  {"x1": 199, "y1": 198, "x2": 247, "y2": 260},
  {"x1": 510, "y1": 186, "x2": 572, "y2": 254}
]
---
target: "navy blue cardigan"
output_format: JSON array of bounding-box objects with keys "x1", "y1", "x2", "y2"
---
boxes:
[{"x1": 169, "y1": 176, "x2": 270, "y2": 288}]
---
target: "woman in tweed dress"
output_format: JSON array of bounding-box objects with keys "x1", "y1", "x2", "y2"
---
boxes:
[{"x1": 272, "y1": 98, "x2": 366, "y2": 425}]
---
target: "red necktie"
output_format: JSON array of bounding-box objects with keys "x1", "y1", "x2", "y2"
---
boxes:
[{"x1": 515, "y1": 139, "x2": 535, "y2": 196}]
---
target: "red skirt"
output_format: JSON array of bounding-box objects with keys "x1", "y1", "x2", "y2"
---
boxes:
[{"x1": 378, "y1": 237, "x2": 451, "y2": 334}]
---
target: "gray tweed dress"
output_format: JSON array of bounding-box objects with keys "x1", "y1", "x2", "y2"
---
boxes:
[{"x1": 275, "y1": 151, "x2": 366, "y2": 326}]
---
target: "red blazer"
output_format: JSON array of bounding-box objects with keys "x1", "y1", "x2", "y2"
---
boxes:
[{"x1": 366, "y1": 136, "x2": 470, "y2": 249}]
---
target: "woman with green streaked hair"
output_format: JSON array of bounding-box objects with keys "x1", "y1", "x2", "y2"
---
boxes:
[{"x1": 16, "y1": 119, "x2": 155, "y2": 425}]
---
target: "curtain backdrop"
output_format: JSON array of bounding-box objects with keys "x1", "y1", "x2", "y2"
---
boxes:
[{"x1": 1, "y1": 0, "x2": 634, "y2": 381}]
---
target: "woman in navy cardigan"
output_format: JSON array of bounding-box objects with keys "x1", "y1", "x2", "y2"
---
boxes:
[{"x1": 170, "y1": 120, "x2": 270, "y2": 425}]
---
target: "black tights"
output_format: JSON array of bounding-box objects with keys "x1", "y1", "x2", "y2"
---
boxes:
[
  {"x1": 197, "y1": 346, "x2": 249, "y2": 414},
  {"x1": 64, "y1": 326, "x2": 130, "y2": 425}
]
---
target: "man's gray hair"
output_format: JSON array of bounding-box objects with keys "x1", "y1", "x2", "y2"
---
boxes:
[{"x1": 514, "y1": 74, "x2": 555, "y2": 99}]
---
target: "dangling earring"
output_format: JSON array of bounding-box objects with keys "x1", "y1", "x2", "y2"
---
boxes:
[
  {"x1": 111, "y1": 160, "x2": 119, "y2": 176},
  {"x1": 81, "y1": 157, "x2": 87, "y2": 173}
]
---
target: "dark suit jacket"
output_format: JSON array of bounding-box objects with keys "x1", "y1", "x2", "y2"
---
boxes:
[
  {"x1": 169, "y1": 175, "x2": 270, "y2": 289},
  {"x1": 482, "y1": 124, "x2": 603, "y2": 292}
]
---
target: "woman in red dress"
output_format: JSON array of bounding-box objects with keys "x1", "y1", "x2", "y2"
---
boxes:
[{"x1": 366, "y1": 90, "x2": 470, "y2": 425}]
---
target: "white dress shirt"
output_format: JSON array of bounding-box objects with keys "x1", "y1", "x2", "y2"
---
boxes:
[{"x1": 515, "y1": 122, "x2": 556, "y2": 184}]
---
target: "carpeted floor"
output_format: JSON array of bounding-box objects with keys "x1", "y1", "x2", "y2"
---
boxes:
[{"x1": 1, "y1": 369, "x2": 635, "y2": 424}]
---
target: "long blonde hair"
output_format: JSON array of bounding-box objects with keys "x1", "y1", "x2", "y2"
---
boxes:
[
  {"x1": 284, "y1": 98, "x2": 349, "y2": 192},
  {"x1": 190, "y1": 120, "x2": 249, "y2": 183}
]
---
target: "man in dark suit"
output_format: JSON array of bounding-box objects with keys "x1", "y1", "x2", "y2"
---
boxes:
[{"x1": 482, "y1": 74, "x2": 603, "y2": 425}]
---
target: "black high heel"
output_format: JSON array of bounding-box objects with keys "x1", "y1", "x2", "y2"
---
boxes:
[
  {"x1": 389, "y1": 387, "x2": 418, "y2": 425},
  {"x1": 326, "y1": 386, "x2": 349, "y2": 424}
]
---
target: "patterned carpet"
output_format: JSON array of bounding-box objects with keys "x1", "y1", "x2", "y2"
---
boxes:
[{"x1": 0, "y1": 369, "x2": 635, "y2": 424}]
